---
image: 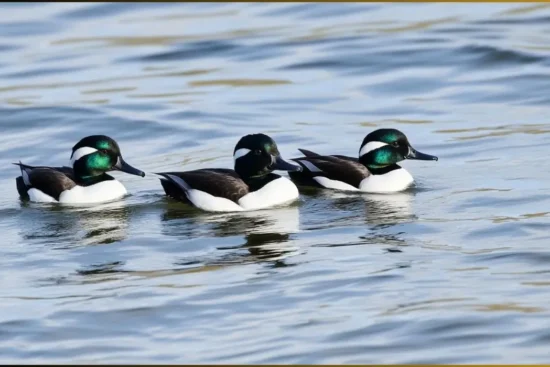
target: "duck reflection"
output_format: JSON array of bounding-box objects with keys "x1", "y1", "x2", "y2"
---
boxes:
[
  {"x1": 18, "y1": 201, "x2": 130, "y2": 246},
  {"x1": 162, "y1": 204, "x2": 301, "y2": 266},
  {"x1": 77, "y1": 202, "x2": 130, "y2": 245},
  {"x1": 202, "y1": 231, "x2": 299, "y2": 268},
  {"x1": 361, "y1": 191, "x2": 416, "y2": 227},
  {"x1": 297, "y1": 187, "x2": 416, "y2": 252},
  {"x1": 161, "y1": 203, "x2": 300, "y2": 236},
  {"x1": 299, "y1": 187, "x2": 416, "y2": 229}
]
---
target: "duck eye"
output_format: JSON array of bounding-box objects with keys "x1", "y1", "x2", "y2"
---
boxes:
[
  {"x1": 100, "y1": 149, "x2": 109, "y2": 154},
  {"x1": 392, "y1": 141, "x2": 399, "y2": 147},
  {"x1": 254, "y1": 149, "x2": 262, "y2": 155}
]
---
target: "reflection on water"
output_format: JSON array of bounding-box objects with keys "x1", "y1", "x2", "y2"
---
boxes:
[
  {"x1": 162, "y1": 205, "x2": 301, "y2": 266},
  {"x1": 363, "y1": 191, "x2": 415, "y2": 226},
  {"x1": 298, "y1": 188, "x2": 414, "y2": 233},
  {"x1": 18, "y1": 201, "x2": 130, "y2": 246},
  {"x1": 161, "y1": 203, "x2": 299, "y2": 235},
  {"x1": 1, "y1": 2, "x2": 550, "y2": 364}
]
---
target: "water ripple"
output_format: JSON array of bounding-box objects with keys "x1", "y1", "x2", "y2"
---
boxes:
[{"x1": 1, "y1": 2, "x2": 550, "y2": 364}]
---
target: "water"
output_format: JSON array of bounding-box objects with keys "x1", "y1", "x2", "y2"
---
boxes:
[{"x1": 1, "y1": 2, "x2": 550, "y2": 363}]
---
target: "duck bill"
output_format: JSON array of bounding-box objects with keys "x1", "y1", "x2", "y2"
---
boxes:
[
  {"x1": 271, "y1": 156, "x2": 302, "y2": 172},
  {"x1": 406, "y1": 146, "x2": 438, "y2": 161},
  {"x1": 114, "y1": 156, "x2": 146, "y2": 177}
]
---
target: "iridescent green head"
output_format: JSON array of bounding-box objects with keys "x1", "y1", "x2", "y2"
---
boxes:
[
  {"x1": 358, "y1": 129, "x2": 438, "y2": 170},
  {"x1": 233, "y1": 133, "x2": 301, "y2": 179},
  {"x1": 70, "y1": 135, "x2": 145, "y2": 180}
]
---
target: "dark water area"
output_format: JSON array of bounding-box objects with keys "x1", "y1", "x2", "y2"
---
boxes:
[{"x1": 1, "y1": 2, "x2": 550, "y2": 363}]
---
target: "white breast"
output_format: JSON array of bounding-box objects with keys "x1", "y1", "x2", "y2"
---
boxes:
[
  {"x1": 238, "y1": 176, "x2": 300, "y2": 211},
  {"x1": 359, "y1": 168, "x2": 414, "y2": 193},
  {"x1": 58, "y1": 180, "x2": 128, "y2": 204}
]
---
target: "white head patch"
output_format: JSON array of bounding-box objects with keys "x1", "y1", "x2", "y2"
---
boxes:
[
  {"x1": 233, "y1": 148, "x2": 251, "y2": 161},
  {"x1": 359, "y1": 141, "x2": 388, "y2": 157},
  {"x1": 71, "y1": 147, "x2": 98, "y2": 165}
]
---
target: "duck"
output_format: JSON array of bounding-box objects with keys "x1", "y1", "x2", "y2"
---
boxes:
[
  {"x1": 15, "y1": 135, "x2": 145, "y2": 204},
  {"x1": 157, "y1": 133, "x2": 302, "y2": 212},
  {"x1": 288, "y1": 128, "x2": 438, "y2": 193}
]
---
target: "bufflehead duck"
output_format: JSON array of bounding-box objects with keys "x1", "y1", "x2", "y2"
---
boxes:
[
  {"x1": 15, "y1": 135, "x2": 145, "y2": 204},
  {"x1": 157, "y1": 133, "x2": 302, "y2": 212},
  {"x1": 289, "y1": 128, "x2": 438, "y2": 193}
]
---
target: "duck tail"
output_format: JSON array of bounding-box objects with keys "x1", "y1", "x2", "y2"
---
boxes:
[
  {"x1": 13, "y1": 161, "x2": 35, "y2": 173},
  {"x1": 154, "y1": 172, "x2": 191, "y2": 191},
  {"x1": 13, "y1": 161, "x2": 33, "y2": 186},
  {"x1": 13, "y1": 161, "x2": 25, "y2": 173},
  {"x1": 155, "y1": 172, "x2": 191, "y2": 200}
]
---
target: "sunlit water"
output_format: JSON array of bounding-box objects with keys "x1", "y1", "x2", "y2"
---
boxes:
[{"x1": 1, "y1": 2, "x2": 550, "y2": 363}]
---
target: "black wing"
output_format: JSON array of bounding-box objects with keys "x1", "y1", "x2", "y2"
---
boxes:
[
  {"x1": 14, "y1": 162, "x2": 77, "y2": 201},
  {"x1": 157, "y1": 168, "x2": 249, "y2": 204},
  {"x1": 290, "y1": 154, "x2": 370, "y2": 188}
]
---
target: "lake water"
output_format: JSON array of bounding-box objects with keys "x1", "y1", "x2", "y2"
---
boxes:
[{"x1": 1, "y1": 2, "x2": 550, "y2": 363}]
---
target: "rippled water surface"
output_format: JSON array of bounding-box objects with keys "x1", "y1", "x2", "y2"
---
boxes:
[{"x1": 2, "y1": 2, "x2": 550, "y2": 363}]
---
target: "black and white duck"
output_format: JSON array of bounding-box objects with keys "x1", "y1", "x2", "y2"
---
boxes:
[
  {"x1": 157, "y1": 133, "x2": 302, "y2": 212},
  {"x1": 289, "y1": 128, "x2": 438, "y2": 193},
  {"x1": 15, "y1": 135, "x2": 145, "y2": 204}
]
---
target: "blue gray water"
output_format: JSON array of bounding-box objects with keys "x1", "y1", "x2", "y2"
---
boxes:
[{"x1": 1, "y1": 2, "x2": 550, "y2": 363}]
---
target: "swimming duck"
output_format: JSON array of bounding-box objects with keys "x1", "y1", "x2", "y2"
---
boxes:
[
  {"x1": 157, "y1": 133, "x2": 302, "y2": 212},
  {"x1": 15, "y1": 135, "x2": 145, "y2": 204},
  {"x1": 289, "y1": 128, "x2": 438, "y2": 193}
]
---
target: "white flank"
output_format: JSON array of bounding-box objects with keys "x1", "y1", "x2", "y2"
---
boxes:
[
  {"x1": 313, "y1": 176, "x2": 359, "y2": 191},
  {"x1": 233, "y1": 148, "x2": 251, "y2": 161},
  {"x1": 298, "y1": 160, "x2": 322, "y2": 173},
  {"x1": 28, "y1": 188, "x2": 56, "y2": 203},
  {"x1": 58, "y1": 180, "x2": 127, "y2": 204},
  {"x1": 359, "y1": 141, "x2": 388, "y2": 157},
  {"x1": 359, "y1": 168, "x2": 413, "y2": 193},
  {"x1": 187, "y1": 189, "x2": 245, "y2": 212},
  {"x1": 71, "y1": 147, "x2": 98, "y2": 164},
  {"x1": 165, "y1": 174, "x2": 243, "y2": 212},
  {"x1": 238, "y1": 177, "x2": 299, "y2": 211}
]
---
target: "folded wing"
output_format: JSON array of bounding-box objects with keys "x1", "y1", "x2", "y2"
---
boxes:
[
  {"x1": 291, "y1": 153, "x2": 370, "y2": 188},
  {"x1": 157, "y1": 168, "x2": 250, "y2": 204},
  {"x1": 14, "y1": 163, "x2": 77, "y2": 201}
]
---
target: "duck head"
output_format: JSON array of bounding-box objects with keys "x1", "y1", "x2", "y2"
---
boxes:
[
  {"x1": 233, "y1": 133, "x2": 302, "y2": 179},
  {"x1": 70, "y1": 135, "x2": 145, "y2": 180},
  {"x1": 358, "y1": 128, "x2": 438, "y2": 171}
]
